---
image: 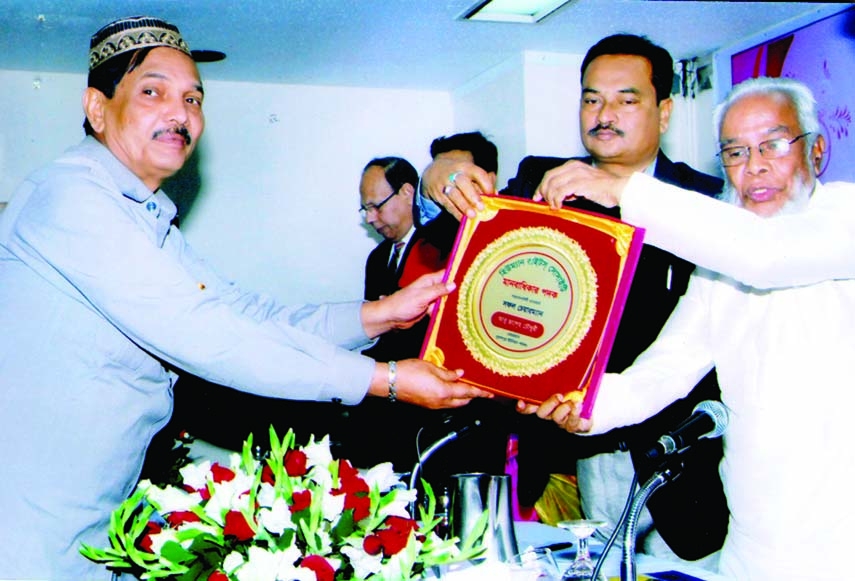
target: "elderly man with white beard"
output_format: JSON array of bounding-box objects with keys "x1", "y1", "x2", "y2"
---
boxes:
[{"x1": 517, "y1": 76, "x2": 855, "y2": 579}]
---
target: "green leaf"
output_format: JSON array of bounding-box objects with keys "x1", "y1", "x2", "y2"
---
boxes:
[{"x1": 159, "y1": 539, "x2": 194, "y2": 564}]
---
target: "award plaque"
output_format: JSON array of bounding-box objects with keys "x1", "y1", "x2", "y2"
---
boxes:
[{"x1": 419, "y1": 195, "x2": 643, "y2": 418}]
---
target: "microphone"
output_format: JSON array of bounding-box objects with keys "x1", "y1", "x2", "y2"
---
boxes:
[
  {"x1": 408, "y1": 419, "x2": 481, "y2": 514},
  {"x1": 644, "y1": 400, "x2": 728, "y2": 461},
  {"x1": 408, "y1": 419, "x2": 481, "y2": 492}
]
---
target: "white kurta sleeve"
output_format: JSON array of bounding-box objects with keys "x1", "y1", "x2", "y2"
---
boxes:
[
  {"x1": 589, "y1": 270, "x2": 716, "y2": 435},
  {"x1": 620, "y1": 174, "x2": 855, "y2": 289}
]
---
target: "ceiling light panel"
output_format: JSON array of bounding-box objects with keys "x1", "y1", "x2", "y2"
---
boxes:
[{"x1": 460, "y1": 0, "x2": 576, "y2": 23}]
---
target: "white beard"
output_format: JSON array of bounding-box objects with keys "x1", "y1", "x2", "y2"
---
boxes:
[{"x1": 721, "y1": 172, "x2": 814, "y2": 217}]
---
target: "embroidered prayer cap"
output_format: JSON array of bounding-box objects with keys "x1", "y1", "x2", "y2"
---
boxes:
[{"x1": 89, "y1": 15, "x2": 222, "y2": 72}]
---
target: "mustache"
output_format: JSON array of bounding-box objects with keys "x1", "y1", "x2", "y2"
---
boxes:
[
  {"x1": 587, "y1": 123, "x2": 624, "y2": 137},
  {"x1": 153, "y1": 126, "x2": 192, "y2": 146}
]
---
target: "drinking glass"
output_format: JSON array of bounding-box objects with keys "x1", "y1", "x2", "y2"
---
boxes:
[
  {"x1": 556, "y1": 519, "x2": 607, "y2": 581},
  {"x1": 510, "y1": 549, "x2": 562, "y2": 580}
]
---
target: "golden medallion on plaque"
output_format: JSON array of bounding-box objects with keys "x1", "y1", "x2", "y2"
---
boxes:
[
  {"x1": 420, "y1": 194, "x2": 644, "y2": 414},
  {"x1": 457, "y1": 227, "x2": 597, "y2": 377}
]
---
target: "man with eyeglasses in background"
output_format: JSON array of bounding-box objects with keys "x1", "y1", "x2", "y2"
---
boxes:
[
  {"x1": 345, "y1": 156, "x2": 443, "y2": 470},
  {"x1": 360, "y1": 156, "x2": 423, "y2": 353}
]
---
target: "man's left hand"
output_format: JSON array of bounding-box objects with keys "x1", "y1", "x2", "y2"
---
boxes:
[{"x1": 516, "y1": 393, "x2": 594, "y2": 434}]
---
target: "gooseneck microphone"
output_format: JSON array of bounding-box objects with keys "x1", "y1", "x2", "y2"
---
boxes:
[
  {"x1": 408, "y1": 419, "x2": 481, "y2": 492},
  {"x1": 407, "y1": 419, "x2": 481, "y2": 516},
  {"x1": 644, "y1": 400, "x2": 728, "y2": 461}
]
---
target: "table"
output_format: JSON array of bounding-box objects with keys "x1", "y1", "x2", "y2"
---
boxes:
[
  {"x1": 438, "y1": 521, "x2": 729, "y2": 580},
  {"x1": 516, "y1": 521, "x2": 729, "y2": 580}
]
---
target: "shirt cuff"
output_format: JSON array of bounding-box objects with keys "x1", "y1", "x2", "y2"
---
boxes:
[{"x1": 415, "y1": 188, "x2": 441, "y2": 226}]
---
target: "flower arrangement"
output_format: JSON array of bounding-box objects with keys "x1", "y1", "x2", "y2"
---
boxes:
[{"x1": 81, "y1": 427, "x2": 487, "y2": 580}]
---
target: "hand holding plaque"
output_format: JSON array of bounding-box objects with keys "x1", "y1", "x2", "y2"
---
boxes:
[{"x1": 419, "y1": 195, "x2": 643, "y2": 418}]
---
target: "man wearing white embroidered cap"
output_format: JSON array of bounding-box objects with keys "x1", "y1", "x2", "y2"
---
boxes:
[{"x1": 0, "y1": 15, "x2": 489, "y2": 579}]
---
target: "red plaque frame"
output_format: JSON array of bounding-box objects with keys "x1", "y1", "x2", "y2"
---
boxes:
[{"x1": 420, "y1": 195, "x2": 643, "y2": 418}]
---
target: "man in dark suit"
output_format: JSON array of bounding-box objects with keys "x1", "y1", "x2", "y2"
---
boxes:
[
  {"x1": 421, "y1": 34, "x2": 728, "y2": 563},
  {"x1": 360, "y1": 157, "x2": 425, "y2": 361},
  {"x1": 358, "y1": 139, "x2": 511, "y2": 493},
  {"x1": 347, "y1": 157, "x2": 437, "y2": 469}
]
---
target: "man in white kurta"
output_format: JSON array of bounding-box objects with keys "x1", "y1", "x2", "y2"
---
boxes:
[
  {"x1": 591, "y1": 177, "x2": 855, "y2": 578},
  {"x1": 524, "y1": 77, "x2": 855, "y2": 579}
]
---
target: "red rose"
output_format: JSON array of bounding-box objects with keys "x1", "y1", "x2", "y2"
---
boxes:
[
  {"x1": 300, "y1": 554, "x2": 335, "y2": 581},
  {"x1": 338, "y1": 459, "x2": 359, "y2": 481},
  {"x1": 208, "y1": 572, "x2": 229, "y2": 581},
  {"x1": 284, "y1": 449, "x2": 308, "y2": 476},
  {"x1": 344, "y1": 492, "x2": 371, "y2": 522},
  {"x1": 165, "y1": 511, "x2": 201, "y2": 527},
  {"x1": 138, "y1": 521, "x2": 162, "y2": 553},
  {"x1": 333, "y1": 460, "x2": 369, "y2": 496},
  {"x1": 211, "y1": 463, "x2": 236, "y2": 483},
  {"x1": 290, "y1": 489, "x2": 312, "y2": 512},
  {"x1": 375, "y1": 516, "x2": 417, "y2": 557},
  {"x1": 261, "y1": 464, "x2": 276, "y2": 485},
  {"x1": 385, "y1": 515, "x2": 416, "y2": 533},
  {"x1": 223, "y1": 510, "x2": 255, "y2": 541},
  {"x1": 362, "y1": 534, "x2": 382, "y2": 556}
]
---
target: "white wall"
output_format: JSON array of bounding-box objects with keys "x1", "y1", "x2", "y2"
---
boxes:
[
  {"x1": 0, "y1": 71, "x2": 87, "y2": 198},
  {"x1": 1, "y1": 52, "x2": 717, "y2": 306},
  {"x1": 0, "y1": 69, "x2": 453, "y2": 305},
  {"x1": 448, "y1": 50, "x2": 587, "y2": 188},
  {"x1": 451, "y1": 54, "x2": 526, "y2": 188},
  {"x1": 183, "y1": 80, "x2": 453, "y2": 304},
  {"x1": 521, "y1": 51, "x2": 587, "y2": 161}
]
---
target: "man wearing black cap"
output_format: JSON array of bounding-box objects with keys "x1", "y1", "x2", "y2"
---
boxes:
[{"x1": 0, "y1": 16, "x2": 487, "y2": 579}]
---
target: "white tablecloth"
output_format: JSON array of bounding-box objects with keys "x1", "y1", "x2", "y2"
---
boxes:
[{"x1": 439, "y1": 521, "x2": 730, "y2": 580}]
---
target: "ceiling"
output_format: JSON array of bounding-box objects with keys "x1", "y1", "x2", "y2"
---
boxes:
[{"x1": 0, "y1": 1, "x2": 845, "y2": 90}]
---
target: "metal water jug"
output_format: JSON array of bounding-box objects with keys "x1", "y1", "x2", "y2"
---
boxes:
[{"x1": 450, "y1": 473, "x2": 520, "y2": 563}]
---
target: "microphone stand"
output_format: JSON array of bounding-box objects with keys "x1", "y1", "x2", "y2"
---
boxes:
[
  {"x1": 408, "y1": 422, "x2": 479, "y2": 516},
  {"x1": 620, "y1": 457, "x2": 684, "y2": 581}
]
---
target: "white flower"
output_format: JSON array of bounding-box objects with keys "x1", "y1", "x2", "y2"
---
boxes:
[
  {"x1": 362, "y1": 462, "x2": 402, "y2": 493},
  {"x1": 341, "y1": 545, "x2": 384, "y2": 579},
  {"x1": 179, "y1": 460, "x2": 212, "y2": 490},
  {"x1": 259, "y1": 496, "x2": 295, "y2": 536},
  {"x1": 223, "y1": 551, "x2": 245, "y2": 574},
  {"x1": 143, "y1": 484, "x2": 202, "y2": 514},
  {"x1": 377, "y1": 487, "x2": 418, "y2": 520},
  {"x1": 204, "y1": 476, "x2": 254, "y2": 524},
  {"x1": 257, "y1": 481, "x2": 277, "y2": 509},
  {"x1": 321, "y1": 488, "x2": 345, "y2": 522},
  {"x1": 303, "y1": 435, "x2": 333, "y2": 470},
  {"x1": 233, "y1": 545, "x2": 306, "y2": 581}
]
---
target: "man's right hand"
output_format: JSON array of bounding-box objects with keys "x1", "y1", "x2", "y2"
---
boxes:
[
  {"x1": 370, "y1": 359, "x2": 493, "y2": 409},
  {"x1": 422, "y1": 158, "x2": 493, "y2": 220},
  {"x1": 533, "y1": 160, "x2": 628, "y2": 210}
]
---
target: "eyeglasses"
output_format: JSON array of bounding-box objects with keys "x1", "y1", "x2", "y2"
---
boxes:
[
  {"x1": 718, "y1": 133, "x2": 811, "y2": 167},
  {"x1": 359, "y1": 188, "x2": 399, "y2": 217}
]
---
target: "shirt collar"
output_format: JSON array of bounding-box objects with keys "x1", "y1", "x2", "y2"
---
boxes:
[
  {"x1": 77, "y1": 136, "x2": 178, "y2": 222},
  {"x1": 591, "y1": 154, "x2": 658, "y2": 177},
  {"x1": 398, "y1": 226, "x2": 416, "y2": 247}
]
